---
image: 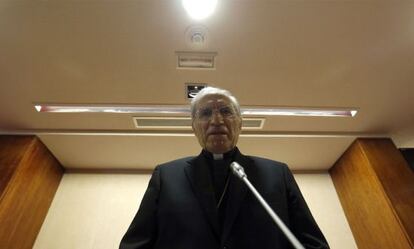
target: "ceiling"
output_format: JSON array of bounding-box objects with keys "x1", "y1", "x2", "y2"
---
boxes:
[{"x1": 1, "y1": 0, "x2": 413, "y2": 171}]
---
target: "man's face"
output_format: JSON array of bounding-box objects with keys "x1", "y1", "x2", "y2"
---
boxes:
[{"x1": 192, "y1": 94, "x2": 242, "y2": 154}]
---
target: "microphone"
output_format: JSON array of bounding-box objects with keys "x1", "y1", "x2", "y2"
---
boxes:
[{"x1": 230, "y1": 162, "x2": 305, "y2": 249}]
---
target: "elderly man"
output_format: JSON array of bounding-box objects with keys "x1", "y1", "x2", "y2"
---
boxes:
[{"x1": 120, "y1": 87, "x2": 329, "y2": 249}]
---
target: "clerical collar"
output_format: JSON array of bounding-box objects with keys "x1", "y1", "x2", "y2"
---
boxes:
[
  {"x1": 213, "y1": 154, "x2": 223, "y2": 160},
  {"x1": 201, "y1": 147, "x2": 238, "y2": 161}
]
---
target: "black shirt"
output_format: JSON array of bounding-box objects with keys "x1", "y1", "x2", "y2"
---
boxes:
[{"x1": 201, "y1": 148, "x2": 238, "y2": 229}]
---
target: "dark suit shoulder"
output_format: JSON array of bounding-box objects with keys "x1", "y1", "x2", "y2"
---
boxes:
[
  {"x1": 248, "y1": 155, "x2": 288, "y2": 170},
  {"x1": 157, "y1": 156, "x2": 195, "y2": 171}
]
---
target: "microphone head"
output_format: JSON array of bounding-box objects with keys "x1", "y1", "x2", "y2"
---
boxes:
[{"x1": 230, "y1": 161, "x2": 247, "y2": 179}]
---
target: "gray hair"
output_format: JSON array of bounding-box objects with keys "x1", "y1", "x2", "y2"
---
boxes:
[{"x1": 190, "y1": 87, "x2": 241, "y2": 118}]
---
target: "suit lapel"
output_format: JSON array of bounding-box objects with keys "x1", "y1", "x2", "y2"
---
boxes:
[
  {"x1": 221, "y1": 152, "x2": 255, "y2": 243},
  {"x1": 184, "y1": 154, "x2": 221, "y2": 240}
]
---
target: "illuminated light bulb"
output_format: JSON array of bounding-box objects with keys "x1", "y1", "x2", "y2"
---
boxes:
[{"x1": 182, "y1": 0, "x2": 218, "y2": 20}]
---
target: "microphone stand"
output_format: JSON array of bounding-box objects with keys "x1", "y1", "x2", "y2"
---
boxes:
[{"x1": 230, "y1": 162, "x2": 305, "y2": 249}]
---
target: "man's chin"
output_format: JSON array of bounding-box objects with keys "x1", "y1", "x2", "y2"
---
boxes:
[{"x1": 206, "y1": 142, "x2": 233, "y2": 154}]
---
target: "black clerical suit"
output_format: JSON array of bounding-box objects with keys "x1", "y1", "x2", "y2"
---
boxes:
[{"x1": 120, "y1": 148, "x2": 329, "y2": 249}]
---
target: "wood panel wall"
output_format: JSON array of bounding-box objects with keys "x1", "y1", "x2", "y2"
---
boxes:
[
  {"x1": 330, "y1": 138, "x2": 414, "y2": 249},
  {"x1": 0, "y1": 135, "x2": 64, "y2": 249}
]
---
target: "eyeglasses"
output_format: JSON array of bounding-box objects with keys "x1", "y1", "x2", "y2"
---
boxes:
[{"x1": 195, "y1": 105, "x2": 237, "y2": 121}]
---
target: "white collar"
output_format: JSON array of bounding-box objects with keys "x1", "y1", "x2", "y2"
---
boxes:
[{"x1": 213, "y1": 153, "x2": 224, "y2": 160}]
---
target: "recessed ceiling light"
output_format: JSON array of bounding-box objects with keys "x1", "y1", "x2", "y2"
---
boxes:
[
  {"x1": 34, "y1": 104, "x2": 357, "y2": 117},
  {"x1": 182, "y1": 0, "x2": 218, "y2": 20}
]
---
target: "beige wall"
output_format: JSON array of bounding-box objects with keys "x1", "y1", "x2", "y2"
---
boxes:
[
  {"x1": 294, "y1": 174, "x2": 357, "y2": 249},
  {"x1": 33, "y1": 173, "x2": 357, "y2": 249}
]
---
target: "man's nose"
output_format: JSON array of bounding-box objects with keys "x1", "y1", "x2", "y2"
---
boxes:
[{"x1": 210, "y1": 110, "x2": 224, "y2": 124}]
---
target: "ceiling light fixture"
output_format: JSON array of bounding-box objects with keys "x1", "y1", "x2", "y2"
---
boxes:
[
  {"x1": 182, "y1": 0, "x2": 218, "y2": 20},
  {"x1": 34, "y1": 104, "x2": 358, "y2": 117},
  {"x1": 34, "y1": 105, "x2": 190, "y2": 114},
  {"x1": 241, "y1": 108, "x2": 358, "y2": 117}
]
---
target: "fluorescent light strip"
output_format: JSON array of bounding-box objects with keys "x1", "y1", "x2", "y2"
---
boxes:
[
  {"x1": 241, "y1": 108, "x2": 358, "y2": 117},
  {"x1": 34, "y1": 104, "x2": 357, "y2": 117},
  {"x1": 35, "y1": 105, "x2": 190, "y2": 114}
]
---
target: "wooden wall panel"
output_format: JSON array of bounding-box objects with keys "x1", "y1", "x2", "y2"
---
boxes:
[
  {"x1": 361, "y1": 140, "x2": 414, "y2": 243},
  {"x1": 0, "y1": 136, "x2": 33, "y2": 198},
  {"x1": 0, "y1": 135, "x2": 64, "y2": 249},
  {"x1": 330, "y1": 138, "x2": 414, "y2": 249}
]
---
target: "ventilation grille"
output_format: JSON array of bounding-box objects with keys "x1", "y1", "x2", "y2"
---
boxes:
[
  {"x1": 176, "y1": 51, "x2": 216, "y2": 69},
  {"x1": 242, "y1": 119, "x2": 264, "y2": 129},
  {"x1": 133, "y1": 117, "x2": 264, "y2": 130}
]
